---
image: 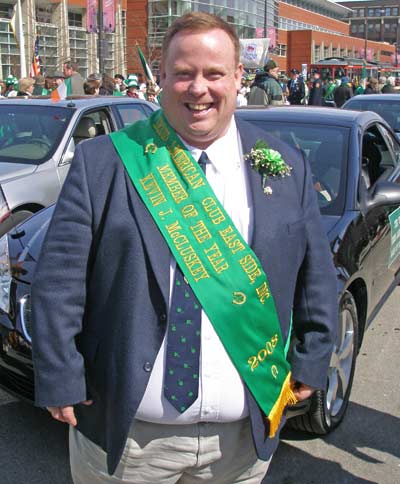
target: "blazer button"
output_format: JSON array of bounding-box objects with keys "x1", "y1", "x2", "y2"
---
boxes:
[
  {"x1": 143, "y1": 362, "x2": 153, "y2": 372},
  {"x1": 159, "y1": 313, "x2": 167, "y2": 322}
]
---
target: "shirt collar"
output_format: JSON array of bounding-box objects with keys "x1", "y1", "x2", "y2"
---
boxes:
[{"x1": 179, "y1": 117, "x2": 238, "y2": 170}]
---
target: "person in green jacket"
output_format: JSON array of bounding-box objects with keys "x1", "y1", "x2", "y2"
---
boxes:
[{"x1": 248, "y1": 59, "x2": 284, "y2": 106}]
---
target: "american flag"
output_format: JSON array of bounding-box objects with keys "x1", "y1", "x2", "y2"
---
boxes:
[{"x1": 30, "y1": 36, "x2": 41, "y2": 77}]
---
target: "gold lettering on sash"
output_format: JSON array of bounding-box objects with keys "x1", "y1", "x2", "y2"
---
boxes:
[
  {"x1": 190, "y1": 220, "x2": 212, "y2": 244},
  {"x1": 139, "y1": 173, "x2": 167, "y2": 207},
  {"x1": 158, "y1": 164, "x2": 188, "y2": 204},
  {"x1": 158, "y1": 208, "x2": 174, "y2": 220},
  {"x1": 153, "y1": 117, "x2": 169, "y2": 141},
  {"x1": 256, "y1": 282, "x2": 270, "y2": 304},
  {"x1": 165, "y1": 221, "x2": 210, "y2": 282},
  {"x1": 239, "y1": 255, "x2": 262, "y2": 284},
  {"x1": 247, "y1": 334, "x2": 279, "y2": 372},
  {"x1": 170, "y1": 147, "x2": 206, "y2": 190},
  {"x1": 181, "y1": 204, "x2": 198, "y2": 219},
  {"x1": 202, "y1": 197, "x2": 226, "y2": 225},
  {"x1": 204, "y1": 242, "x2": 229, "y2": 274},
  {"x1": 219, "y1": 225, "x2": 246, "y2": 254}
]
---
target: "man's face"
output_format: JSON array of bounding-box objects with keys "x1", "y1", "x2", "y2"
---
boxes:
[
  {"x1": 160, "y1": 29, "x2": 243, "y2": 149},
  {"x1": 63, "y1": 65, "x2": 72, "y2": 78},
  {"x1": 268, "y1": 67, "x2": 280, "y2": 79}
]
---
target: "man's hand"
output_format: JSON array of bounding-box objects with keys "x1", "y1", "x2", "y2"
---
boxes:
[
  {"x1": 46, "y1": 400, "x2": 93, "y2": 426},
  {"x1": 290, "y1": 379, "x2": 315, "y2": 402}
]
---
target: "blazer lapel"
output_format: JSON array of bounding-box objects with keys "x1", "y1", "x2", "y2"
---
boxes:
[
  {"x1": 126, "y1": 179, "x2": 171, "y2": 305},
  {"x1": 236, "y1": 116, "x2": 277, "y2": 252}
]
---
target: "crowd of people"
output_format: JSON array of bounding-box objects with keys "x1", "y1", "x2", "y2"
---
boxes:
[
  {"x1": 0, "y1": 61, "x2": 160, "y2": 104},
  {"x1": 240, "y1": 60, "x2": 400, "y2": 108}
]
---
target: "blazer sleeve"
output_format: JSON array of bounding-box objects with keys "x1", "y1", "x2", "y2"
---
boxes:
[
  {"x1": 31, "y1": 143, "x2": 93, "y2": 407},
  {"x1": 290, "y1": 152, "x2": 338, "y2": 390}
]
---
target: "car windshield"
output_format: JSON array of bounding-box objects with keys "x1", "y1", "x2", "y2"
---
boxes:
[
  {"x1": 345, "y1": 99, "x2": 400, "y2": 133},
  {"x1": 247, "y1": 121, "x2": 349, "y2": 215},
  {"x1": 0, "y1": 105, "x2": 73, "y2": 164}
]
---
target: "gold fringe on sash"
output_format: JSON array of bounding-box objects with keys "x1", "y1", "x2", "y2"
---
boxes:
[{"x1": 267, "y1": 372, "x2": 298, "y2": 438}]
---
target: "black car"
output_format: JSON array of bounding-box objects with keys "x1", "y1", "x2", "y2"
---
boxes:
[
  {"x1": 342, "y1": 94, "x2": 400, "y2": 141},
  {"x1": 1, "y1": 107, "x2": 400, "y2": 437}
]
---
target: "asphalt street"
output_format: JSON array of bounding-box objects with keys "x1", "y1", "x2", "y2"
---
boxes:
[{"x1": 1, "y1": 288, "x2": 399, "y2": 484}]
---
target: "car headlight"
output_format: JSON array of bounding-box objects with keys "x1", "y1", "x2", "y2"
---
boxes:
[
  {"x1": 0, "y1": 185, "x2": 11, "y2": 223},
  {"x1": 0, "y1": 234, "x2": 11, "y2": 313}
]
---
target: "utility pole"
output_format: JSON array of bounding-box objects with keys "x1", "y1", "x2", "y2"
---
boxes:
[
  {"x1": 364, "y1": 16, "x2": 367, "y2": 62},
  {"x1": 98, "y1": 0, "x2": 105, "y2": 74}
]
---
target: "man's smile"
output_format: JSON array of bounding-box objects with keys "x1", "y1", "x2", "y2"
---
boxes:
[{"x1": 185, "y1": 103, "x2": 214, "y2": 113}]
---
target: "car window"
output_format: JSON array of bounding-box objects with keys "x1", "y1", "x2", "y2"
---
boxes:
[
  {"x1": 72, "y1": 110, "x2": 112, "y2": 146},
  {"x1": 361, "y1": 124, "x2": 397, "y2": 189},
  {"x1": 249, "y1": 121, "x2": 348, "y2": 215},
  {"x1": 345, "y1": 99, "x2": 400, "y2": 134},
  {"x1": 378, "y1": 124, "x2": 400, "y2": 166},
  {"x1": 115, "y1": 103, "x2": 149, "y2": 127},
  {"x1": 0, "y1": 105, "x2": 73, "y2": 164}
]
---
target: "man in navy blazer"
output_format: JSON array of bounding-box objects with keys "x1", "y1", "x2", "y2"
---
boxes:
[{"x1": 31, "y1": 12, "x2": 337, "y2": 484}]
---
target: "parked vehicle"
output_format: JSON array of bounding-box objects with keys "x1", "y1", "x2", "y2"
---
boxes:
[
  {"x1": 342, "y1": 94, "x2": 400, "y2": 141},
  {"x1": 1, "y1": 107, "x2": 400, "y2": 438},
  {"x1": 0, "y1": 97, "x2": 158, "y2": 236}
]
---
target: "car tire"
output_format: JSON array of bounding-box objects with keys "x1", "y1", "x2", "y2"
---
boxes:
[{"x1": 288, "y1": 290, "x2": 359, "y2": 435}]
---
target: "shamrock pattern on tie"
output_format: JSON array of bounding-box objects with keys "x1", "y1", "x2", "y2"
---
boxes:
[
  {"x1": 163, "y1": 152, "x2": 208, "y2": 413},
  {"x1": 164, "y1": 267, "x2": 202, "y2": 412}
]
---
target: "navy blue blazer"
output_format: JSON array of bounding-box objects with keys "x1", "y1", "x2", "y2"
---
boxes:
[{"x1": 31, "y1": 116, "x2": 337, "y2": 475}]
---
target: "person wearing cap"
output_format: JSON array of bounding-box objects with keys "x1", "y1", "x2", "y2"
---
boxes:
[
  {"x1": 17, "y1": 77, "x2": 35, "y2": 97},
  {"x1": 333, "y1": 76, "x2": 353, "y2": 108},
  {"x1": 125, "y1": 75, "x2": 140, "y2": 98},
  {"x1": 287, "y1": 68, "x2": 305, "y2": 105},
  {"x1": 5, "y1": 75, "x2": 18, "y2": 97},
  {"x1": 248, "y1": 59, "x2": 284, "y2": 106},
  {"x1": 308, "y1": 70, "x2": 323, "y2": 106}
]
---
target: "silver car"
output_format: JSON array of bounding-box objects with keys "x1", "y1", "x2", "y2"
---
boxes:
[{"x1": 0, "y1": 96, "x2": 158, "y2": 236}]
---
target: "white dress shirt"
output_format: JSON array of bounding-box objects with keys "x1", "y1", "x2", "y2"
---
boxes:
[{"x1": 136, "y1": 118, "x2": 254, "y2": 424}]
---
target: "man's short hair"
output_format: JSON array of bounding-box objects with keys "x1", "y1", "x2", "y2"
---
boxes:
[
  {"x1": 64, "y1": 60, "x2": 79, "y2": 72},
  {"x1": 264, "y1": 59, "x2": 278, "y2": 72},
  {"x1": 162, "y1": 12, "x2": 240, "y2": 64}
]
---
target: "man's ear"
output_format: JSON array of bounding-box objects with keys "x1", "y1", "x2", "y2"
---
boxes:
[{"x1": 235, "y1": 63, "x2": 244, "y2": 90}]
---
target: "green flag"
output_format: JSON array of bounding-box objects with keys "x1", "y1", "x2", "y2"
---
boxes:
[
  {"x1": 137, "y1": 45, "x2": 155, "y2": 84},
  {"x1": 361, "y1": 59, "x2": 367, "y2": 80}
]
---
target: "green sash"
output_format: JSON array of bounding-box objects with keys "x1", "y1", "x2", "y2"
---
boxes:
[{"x1": 110, "y1": 110, "x2": 296, "y2": 436}]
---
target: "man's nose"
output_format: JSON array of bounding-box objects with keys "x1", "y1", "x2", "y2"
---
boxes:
[{"x1": 188, "y1": 77, "x2": 207, "y2": 96}]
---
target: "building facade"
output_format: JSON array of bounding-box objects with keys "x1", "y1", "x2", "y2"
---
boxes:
[
  {"x1": 127, "y1": 0, "x2": 396, "y2": 76},
  {"x1": 279, "y1": 0, "x2": 396, "y2": 73},
  {"x1": 338, "y1": 0, "x2": 400, "y2": 67},
  {"x1": 0, "y1": 0, "x2": 127, "y2": 80},
  {"x1": 1, "y1": 0, "x2": 396, "y2": 80}
]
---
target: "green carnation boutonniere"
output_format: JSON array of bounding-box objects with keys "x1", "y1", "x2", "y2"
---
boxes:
[{"x1": 245, "y1": 140, "x2": 292, "y2": 195}]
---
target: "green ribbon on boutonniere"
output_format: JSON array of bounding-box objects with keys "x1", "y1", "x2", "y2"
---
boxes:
[{"x1": 246, "y1": 140, "x2": 292, "y2": 195}]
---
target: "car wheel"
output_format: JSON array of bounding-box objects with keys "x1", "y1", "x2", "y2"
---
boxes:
[{"x1": 288, "y1": 291, "x2": 359, "y2": 435}]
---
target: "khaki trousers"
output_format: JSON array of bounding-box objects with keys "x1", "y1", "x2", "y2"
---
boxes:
[{"x1": 69, "y1": 418, "x2": 271, "y2": 484}]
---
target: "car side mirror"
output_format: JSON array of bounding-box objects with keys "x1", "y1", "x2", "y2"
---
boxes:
[
  {"x1": 59, "y1": 138, "x2": 75, "y2": 166},
  {"x1": 361, "y1": 180, "x2": 400, "y2": 212}
]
